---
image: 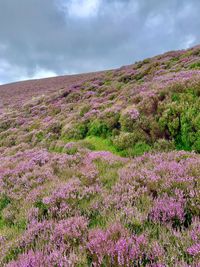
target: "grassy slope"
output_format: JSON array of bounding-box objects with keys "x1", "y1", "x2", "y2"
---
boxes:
[{"x1": 0, "y1": 45, "x2": 200, "y2": 266}]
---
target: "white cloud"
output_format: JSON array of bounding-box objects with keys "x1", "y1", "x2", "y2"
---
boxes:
[
  {"x1": 0, "y1": 60, "x2": 57, "y2": 85},
  {"x1": 64, "y1": 0, "x2": 101, "y2": 18},
  {"x1": 0, "y1": 60, "x2": 26, "y2": 84},
  {"x1": 182, "y1": 35, "x2": 196, "y2": 49},
  {"x1": 30, "y1": 67, "x2": 57, "y2": 80},
  {"x1": 1, "y1": 0, "x2": 200, "y2": 85}
]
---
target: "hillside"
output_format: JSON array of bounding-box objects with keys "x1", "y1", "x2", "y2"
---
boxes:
[{"x1": 0, "y1": 46, "x2": 200, "y2": 266}]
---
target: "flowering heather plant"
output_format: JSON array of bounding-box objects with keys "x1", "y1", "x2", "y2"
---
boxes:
[
  {"x1": 126, "y1": 108, "x2": 140, "y2": 120},
  {"x1": 1, "y1": 46, "x2": 200, "y2": 266},
  {"x1": 87, "y1": 223, "x2": 152, "y2": 266},
  {"x1": 149, "y1": 194, "x2": 186, "y2": 226}
]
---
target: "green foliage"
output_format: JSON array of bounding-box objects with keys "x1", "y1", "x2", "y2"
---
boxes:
[
  {"x1": 131, "y1": 141, "x2": 151, "y2": 156},
  {"x1": 64, "y1": 122, "x2": 88, "y2": 140},
  {"x1": 112, "y1": 132, "x2": 136, "y2": 150},
  {"x1": 47, "y1": 121, "x2": 62, "y2": 135},
  {"x1": 113, "y1": 131, "x2": 147, "y2": 151},
  {"x1": 34, "y1": 200, "x2": 49, "y2": 220},
  {"x1": 95, "y1": 160, "x2": 121, "y2": 189},
  {"x1": 104, "y1": 80, "x2": 112, "y2": 86},
  {"x1": 87, "y1": 112, "x2": 120, "y2": 138},
  {"x1": 65, "y1": 146, "x2": 78, "y2": 155},
  {"x1": 4, "y1": 247, "x2": 22, "y2": 264},
  {"x1": 35, "y1": 131, "x2": 45, "y2": 142},
  {"x1": 85, "y1": 136, "x2": 119, "y2": 154},
  {"x1": 88, "y1": 210, "x2": 107, "y2": 229},
  {"x1": 103, "y1": 111, "x2": 120, "y2": 129},
  {"x1": 88, "y1": 120, "x2": 111, "y2": 138},
  {"x1": 159, "y1": 89, "x2": 200, "y2": 151},
  {"x1": 0, "y1": 119, "x2": 13, "y2": 132},
  {"x1": 0, "y1": 195, "x2": 10, "y2": 213},
  {"x1": 65, "y1": 92, "x2": 81, "y2": 103},
  {"x1": 116, "y1": 82, "x2": 123, "y2": 90},
  {"x1": 119, "y1": 114, "x2": 135, "y2": 132},
  {"x1": 1, "y1": 203, "x2": 20, "y2": 226},
  {"x1": 120, "y1": 141, "x2": 151, "y2": 157},
  {"x1": 79, "y1": 105, "x2": 90, "y2": 117},
  {"x1": 118, "y1": 74, "x2": 133, "y2": 83},
  {"x1": 153, "y1": 139, "x2": 175, "y2": 152},
  {"x1": 189, "y1": 61, "x2": 200, "y2": 69}
]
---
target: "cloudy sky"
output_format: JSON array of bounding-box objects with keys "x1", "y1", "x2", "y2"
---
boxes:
[{"x1": 0, "y1": 0, "x2": 200, "y2": 85}]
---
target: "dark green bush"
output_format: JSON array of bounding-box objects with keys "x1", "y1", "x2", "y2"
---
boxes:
[
  {"x1": 159, "y1": 89, "x2": 200, "y2": 151},
  {"x1": 119, "y1": 112, "x2": 139, "y2": 132},
  {"x1": 120, "y1": 142, "x2": 151, "y2": 157},
  {"x1": 113, "y1": 131, "x2": 147, "y2": 151},
  {"x1": 64, "y1": 122, "x2": 88, "y2": 140},
  {"x1": 0, "y1": 195, "x2": 10, "y2": 214},
  {"x1": 101, "y1": 111, "x2": 120, "y2": 131},
  {"x1": 189, "y1": 61, "x2": 200, "y2": 69},
  {"x1": 112, "y1": 132, "x2": 136, "y2": 150},
  {"x1": 88, "y1": 120, "x2": 111, "y2": 138},
  {"x1": 153, "y1": 139, "x2": 175, "y2": 152}
]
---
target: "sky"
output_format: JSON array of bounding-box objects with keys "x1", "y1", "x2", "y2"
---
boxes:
[{"x1": 0, "y1": 0, "x2": 200, "y2": 85}]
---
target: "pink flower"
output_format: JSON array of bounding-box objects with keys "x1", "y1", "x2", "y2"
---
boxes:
[{"x1": 187, "y1": 243, "x2": 200, "y2": 256}]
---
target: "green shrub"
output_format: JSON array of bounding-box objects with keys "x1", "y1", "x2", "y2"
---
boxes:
[
  {"x1": 34, "y1": 200, "x2": 49, "y2": 221},
  {"x1": 65, "y1": 92, "x2": 81, "y2": 103},
  {"x1": 153, "y1": 139, "x2": 175, "y2": 152},
  {"x1": 101, "y1": 111, "x2": 120, "y2": 132},
  {"x1": 64, "y1": 122, "x2": 88, "y2": 140},
  {"x1": 0, "y1": 119, "x2": 13, "y2": 132},
  {"x1": 119, "y1": 111, "x2": 139, "y2": 132},
  {"x1": 46, "y1": 121, "x2": 62, "y2": 135},
  {"x1": 2, "y1": 203, "x2": 18, "y2": 226},
  {"x1": 65, "y1": 146, "x2": 78, "y2": 155},
  {"x1": 120, "y1": 142, "x2": 151, "y2": 157},
  {"x1": 0, "y1": 195, "x2": 10, "y2": 214},
  {"x1": 78, "y1": 140, "x2": 96, "y2": 150},
  {"x1": 79, "y1": 105, "x2": 90, "y2": 117},
  {"x1": 35, "y1": 131, "x2": 45, "y2": 142},
  {"x1": 189, "y1": 61, "x2": 200, "y2": 69},
  {"x1": 192, "y1": 135, "x2": 200, "y2": 152},
  {"x1": 112, "y1": 132, "x2": 137, "y2": 150},
  {"x1": 118, "y1": 74, "x2": 133, "y2": 83},
  {"x1": 158, "y1": 89, "x2": 200, "y2": 151},
  {"x1": 3, "y1": 136, "x2": 16, "y2": 147},
  {"x1": 88, "y1": 120, "x2": 111, "y2": 138},
  {"x1": 116, "y1": 82, "x2": 123, "y2": 90},
  {"x1": 104, "y1": 80, "x2": 112, "y2": 86}
]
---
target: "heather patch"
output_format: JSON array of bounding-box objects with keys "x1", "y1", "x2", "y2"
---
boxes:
[{"x1": 0, "y1": 46, "x2": 200, "y2": 266}]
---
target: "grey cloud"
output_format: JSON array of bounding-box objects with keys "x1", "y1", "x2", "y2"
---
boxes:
[{"x1": 0, "y1": 0, "x2": 200, "y2": 84}]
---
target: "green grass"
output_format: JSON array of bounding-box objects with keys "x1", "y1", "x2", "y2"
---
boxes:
[
  {"x1": 84, "y1": 136, "x2": 120, "y2": 155},
  {"x1": 95, "y1": 160, "x2": 123, "y2": 189}
]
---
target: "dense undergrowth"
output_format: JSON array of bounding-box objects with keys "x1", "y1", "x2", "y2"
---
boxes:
[{"x1": 0, "y1": 46, "x2": 200, "y2": 266}]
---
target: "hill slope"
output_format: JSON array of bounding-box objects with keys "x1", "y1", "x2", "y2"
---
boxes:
[{"x1": 0, "y1": 46, "x2": 200, "y2": 266}]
